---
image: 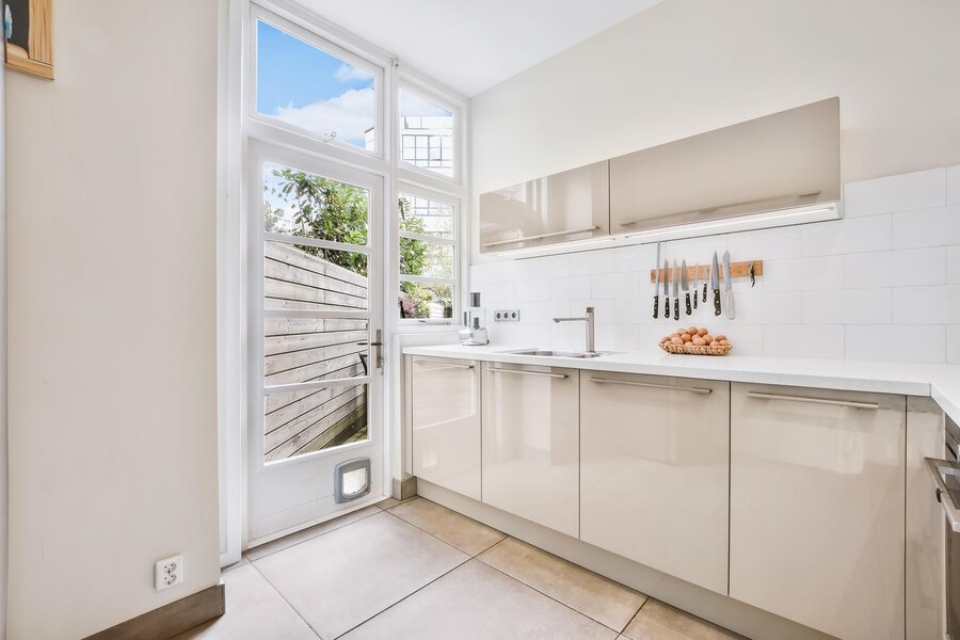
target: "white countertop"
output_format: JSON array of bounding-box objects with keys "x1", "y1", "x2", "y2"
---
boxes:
[{"x1": 402, "y1": 343, "x2": 960, "y2": 424}]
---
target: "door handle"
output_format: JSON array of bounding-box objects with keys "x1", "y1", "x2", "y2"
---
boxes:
[
  {"x1": 356, "y1": 330, "x2": 384, "y2": 370},
  {"x1": 926, "y1": 458, "x2": 960, "y2": 533}
]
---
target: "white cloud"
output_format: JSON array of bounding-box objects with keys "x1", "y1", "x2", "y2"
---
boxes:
[
  {"x1": 272, "y1": 87, "x2": 376, "y2": 145},
  {"x1": 334, "y1": 63, "x2": 372, "y2": 83}
]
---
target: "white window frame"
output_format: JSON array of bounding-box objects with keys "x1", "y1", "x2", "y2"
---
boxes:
[{"x1": 396, "y1": 78, "x2": 463, "y2": 186}]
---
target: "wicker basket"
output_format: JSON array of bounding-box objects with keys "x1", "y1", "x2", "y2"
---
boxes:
[{"x1": 659, "y1": 341, "x2": 732, "y2": 356}]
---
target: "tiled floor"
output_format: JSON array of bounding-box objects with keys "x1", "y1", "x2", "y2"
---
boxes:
[{"x1": 174, "y1": 497, "x2": 741, "y2": 640}]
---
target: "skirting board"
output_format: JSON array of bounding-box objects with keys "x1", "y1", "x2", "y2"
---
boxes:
[
  {"x1": 418, "y1": 480, "x2": 833, "y2": 640},
  {"x1": 82, "y1": 583, "x2": 225, "y2": 640}
]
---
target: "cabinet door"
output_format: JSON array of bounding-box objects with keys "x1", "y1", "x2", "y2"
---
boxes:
[
  {"x1": 481, "y1": 362, "x2": 579, "y2": 536},
  {"x1": 730, "y1": 383, "x2": 905, "y2": 640},
  {"x1": 580, "y1": 372, "x2": 729, "y2": 594},
  {"x1": 411, "y1": 357, "x2": 480, "y2": 500},
  {"x1": 479, "y1": 161, "x2": 609, "y2": 253}
]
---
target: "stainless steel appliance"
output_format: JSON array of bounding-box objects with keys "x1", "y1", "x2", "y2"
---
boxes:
[
  {"x1": 927, "y1": 414, "x2": 960, "y2": 636},
  {"x1": 460, "y1": 292, "x2": 489, "y2": 346}
]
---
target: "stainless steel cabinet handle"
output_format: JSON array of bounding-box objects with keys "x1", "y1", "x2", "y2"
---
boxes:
[
  {"x1": 483, "y1": 226, "x2": 599, "y2": 249},
  {"x1": 489, "y1": 368, "x2": 568, "y2": 379},
  {"x1": 590, "y1": 377, "x2": 711, "y2": 395},
  {"x1": 414, "y1": 361, "x2": 474, "y2": 371},
  {"x1": 926, "y1": 458, "x2": 960, "y2": 533},
  {"x1": 747, "y1": 391, "x2": 878, "y2": 410}
]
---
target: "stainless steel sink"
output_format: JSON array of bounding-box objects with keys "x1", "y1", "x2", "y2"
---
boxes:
[{"x1": 507, "y1": 349, "x2": 611, "y2": 359}]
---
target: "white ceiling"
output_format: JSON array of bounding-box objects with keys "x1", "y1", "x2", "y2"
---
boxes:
[{"x1": 297, "y1": 0, "x2": 665, "y2": 97}]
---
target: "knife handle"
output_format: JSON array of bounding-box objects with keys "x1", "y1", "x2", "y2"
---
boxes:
[
  {"x1": 685, "y1": 293, "x2": 692, "y2": 316},
  {"x1": 664, "y1": 297, "x2": 670, "y2": 321},
  {"x1": 674, "y1": 298, "x2": 679, "y2": 321},
  {"x1": 713, "y1": 289, "x2": 722, "y2": 316},
  {"x1": 693, "y1": 290, "x2": 698, "y2": 309},
  {"x1": 725, "y1": 293, "x2": 736, "y2": 320},
  {"x1": 653, "y1": 295, "x2": 659, "y2": 319},
  {"x1": 702, "y1": 282, "x2": 708, "y2": 303}
]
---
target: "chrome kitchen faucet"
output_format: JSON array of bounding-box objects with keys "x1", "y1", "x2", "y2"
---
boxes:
[{"x1": 553, "y1": 307, "x2": 596, "y2": 353}]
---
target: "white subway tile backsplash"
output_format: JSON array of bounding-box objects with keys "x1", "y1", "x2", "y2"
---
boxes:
[
  {"x1": 763, "y1": 256, "x2": 844, "y2": 291},
  {"x1": 733, "y1": 291, "x2": 802, "y2": 325},
  {"x1": 517, "y1": 254, "x2": 570, "y2": 280},
  {"x1": 515, "y1": 278, "x2": 552, "y2": 302},
  {"x1": 844, "y1": 168, "x2": 946, "y2": 218},
  {"x1": 801, "y1": 216, "x2": 892, "y2": 257},
  {"x1": 591, "y1": 271, "x2": 641, "y2": 300},
  {"x1": 949, "y1": 245, "x2": 960, "y2": 285},
  {"x1": 948, "y1": 165, "x2": 960, "y2": 206},
  {"x1": 521, "y1": 301, "x2": 570, "y2": 324},
  {"x1": 802, "y1": 289, "x2": 892, "y2": 325},
  {"x1": 514, "y1": 323, "x2": 551, "y2": 347},
  {"x1": 845, "y1": 247, "x2": 946, "y2": 289},
  {"x1": 892, "y1": 285, "x2": 960, "y2": 325},
  {"x1": 569, "y1": 249, "x2": 615, "y2": 276},
  {"x1": 892, "y1": 205, "x2": 960, "y2": 249},
  {"x1": 661, "y1": 234, "x2": 729, "y2": 265},
  {"x1": 596, "y1": 324, "x2": 641, "y2": 352},
  {"x1": 763, "y1": 325, "x2": 844, "y2": 359},
  {"x1": 728, "y1": 225, "x2": 802, "y2": 260},
  {"x1": 948, "y1": 325, "x2": 960, "y2": 364},
  {"x1": 612, "y1": 243, "x2": 656, "y2": 274},
  {"x1": 845, "y1": 325, "x2": 945, "y2": 363},
  {"x1": 550, "y1": 276, "x2": 591, "y2": 301}
]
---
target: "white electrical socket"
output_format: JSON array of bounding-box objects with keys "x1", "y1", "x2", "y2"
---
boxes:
[{"x1": 155, "y1": 555, "x2": 184, "y2": 591}]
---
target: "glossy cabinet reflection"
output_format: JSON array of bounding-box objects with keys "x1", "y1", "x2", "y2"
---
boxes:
[
  {"x1": 580, "y1": 372, "x2": 730, "y2": 594},
  {"x1": 411, "y1": 357, "x2": 481, "y2": 500},
  {"x1": 479, "y1": 161, "x2": 609, "y2": 254},
  {"x1": 481, "y1": 363, "x2": 579, "y2": 536},
  {"x1": 729, "y1": 383, "x2": 905, "y2": 640}
]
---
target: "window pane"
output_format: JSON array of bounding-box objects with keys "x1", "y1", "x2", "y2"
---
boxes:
[
  {"x1": 264, "y1": 384, "x2": 368, "y2": 462},
  {"x1": 399, "y1": 193, "x2": 454, "y2": 239},
  {"x1": 264, "y1": 316, "x2": 369, "y2": 386},
  {"x1": 400, "y1": 240, "x2": 453, "y2": 279},
  {"x1": 399, "y1": 283, "x2": 455, "y2": 320},
  {"x1": 265, "y1": 241, "x2": 368, "y2": 312},
  {"x1": 399, "y1": 89, "x2": 453, "y2": 177},
  {"x1": 256, "y1": 20, "x2": 376, "y2": 149},
  {"x1": 264, "y1": 162, "x2": 369, "y2": 246}
]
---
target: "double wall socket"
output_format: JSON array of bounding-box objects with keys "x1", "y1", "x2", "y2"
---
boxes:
[
  {"x1": 494, "y1": 309, "x2": 520, "y2": 322},
  {"x1": 155, "y1": 555, "x2": 184, "y2": 591}
]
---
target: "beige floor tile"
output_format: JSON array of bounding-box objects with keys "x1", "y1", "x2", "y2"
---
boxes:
[
  {"x1": 341, "y1": 559, "x2": 619, "y2": 640},
  {"x1": 478, "y1": 537, "x2": 647, "y2": 631},
  {"x1": 171, "y1": 564, "x2": 317, "y2": 640},
  {"x1": 244, "y1": 505, "x2": 380, "y2": 561},
  {"x1": 253, "y1": 511, "x2": 468, "y2": 639},
  {"x1": 388, "y1": 497, "x2": 506, "y2": 556},
  {"x1": 376, "y1": 497, "x2": 402, "y2": 509},
  {"x1": 621, "y1": 600, "x2": 739, "y2": 640}
]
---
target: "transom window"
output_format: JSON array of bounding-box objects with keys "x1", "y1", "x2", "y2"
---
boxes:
[{"x1": 399, "y1": 88, "x2": 454, "y2": 177}]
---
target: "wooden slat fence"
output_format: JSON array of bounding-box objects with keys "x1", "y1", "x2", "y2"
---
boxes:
[{"x1": 263, "y1": 242, "x2": 369, "y2": 462}]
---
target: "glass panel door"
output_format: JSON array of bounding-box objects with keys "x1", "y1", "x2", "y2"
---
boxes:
[{"x1": 247, "y1": 142, "x2": 384, "y2": 544}]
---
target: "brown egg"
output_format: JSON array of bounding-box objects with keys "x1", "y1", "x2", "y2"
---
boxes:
[
  {"x1": 715, "y1": 334, "x2": 727, "y2": 342},
  {"x1": 669, "y1": 333, "x2": 679, "y2": 339},
  {"x1": 692, "y1": 336, "x2": 707, "y2": 346},
  {"x1": 670, "y1": 337, "x2": 684, "y2": 345},
  {"x1": 702, "y1": 334, "x2": 713, "y2": 343},
  {"x1": 681, "y1": 333, "x2": 692, "y2": 342},
  {"x1": 710, "y1": 340, "x2": 720, "y2": 347},
  {"x1": 719, "y1": 339, "x2": 729, "y2": 345},
  {"x1": 697, "y1": 327, "x2": 708, "y2": 336},
  {"x1": 661, "y1": 336, "x2": 671, "y2": 344},
  {"x1": 687, "y1": 326, "x2": 698, "y2": 335}
]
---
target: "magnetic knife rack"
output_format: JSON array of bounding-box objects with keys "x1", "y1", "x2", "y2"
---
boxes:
[{"x1": 649, "y1": 260, "x2": 764, "y2": 283}]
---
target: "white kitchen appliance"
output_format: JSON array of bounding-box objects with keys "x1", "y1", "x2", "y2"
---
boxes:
[{"x1": 459, "y1": 292, "x2": 489, "y2": 346}]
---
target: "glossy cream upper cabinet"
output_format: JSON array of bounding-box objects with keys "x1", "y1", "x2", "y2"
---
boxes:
[
  {"x1": 411, "y1": 357, "x2": 481, "y2": 500},
  {"x1": 580, "y1": 372, "x2": 730, "y2": 594},
  {"x1": 730, "y1": 383, "x2": 905, "y2": 640},
  {"x1": 481, "y1": 362, "x2": 579, "y2": 537},
  {"x1": 479, "y1": 161, "x2": 610, "y2": 254},
  {"x1": 610, "y1": 98, "x2": 840, "y2": 235}
]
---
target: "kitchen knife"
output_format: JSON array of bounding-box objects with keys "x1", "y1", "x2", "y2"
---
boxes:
[
  {"x1": 681, "y1": 259, "x2": 691, "y2": 315},
  {"x1": 693, "y1": 263, "x2": 699, "y2": 310},
  {"x1": 653, "y1": 243, "x2": 660, "y2": 319},
  {"x1": 663, "y1": 259, "x2": 670, "y2": 322},
  {"x1": 703, "y1": 264, "x2": 709, "y2": 303},
  {"x1": 723, "y1": 250, "x2": 736, "y2": 319},
  {"x1": 711, "y1": 251, "x2": 721, "y2": 316},
  {"x1": 672, "y1": 260, "x2": 680, "y2": 320}
]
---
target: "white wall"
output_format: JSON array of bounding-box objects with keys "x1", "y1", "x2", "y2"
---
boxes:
[
  {"x1": 473, "y1": 166, "x2": 960, "y2": 363},
  {"x1": 5, "y1": 2, "x2": 221, "y2": 639},
  {"x1": 470, "y1": 0, "x2": 960, "y2": 262}
]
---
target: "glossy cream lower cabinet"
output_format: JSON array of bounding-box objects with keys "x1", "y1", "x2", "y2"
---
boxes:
[
  {"x1": 580, "y1": 372, "x2": 730, "y2": 594},
  {"x1": 410, "y1": 357, "x2": 480, "y2": 500},
  {"x1": 730, "y1": 383, "x2": 906, "y2": 640},
  {"x1": 481, "y1": 362, "x2": 579, "y2": 537}
]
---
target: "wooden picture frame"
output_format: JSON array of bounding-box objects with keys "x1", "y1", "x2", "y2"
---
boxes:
[{"x1": 3, "y1": 0, "x2": 53, "y2": 80}]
